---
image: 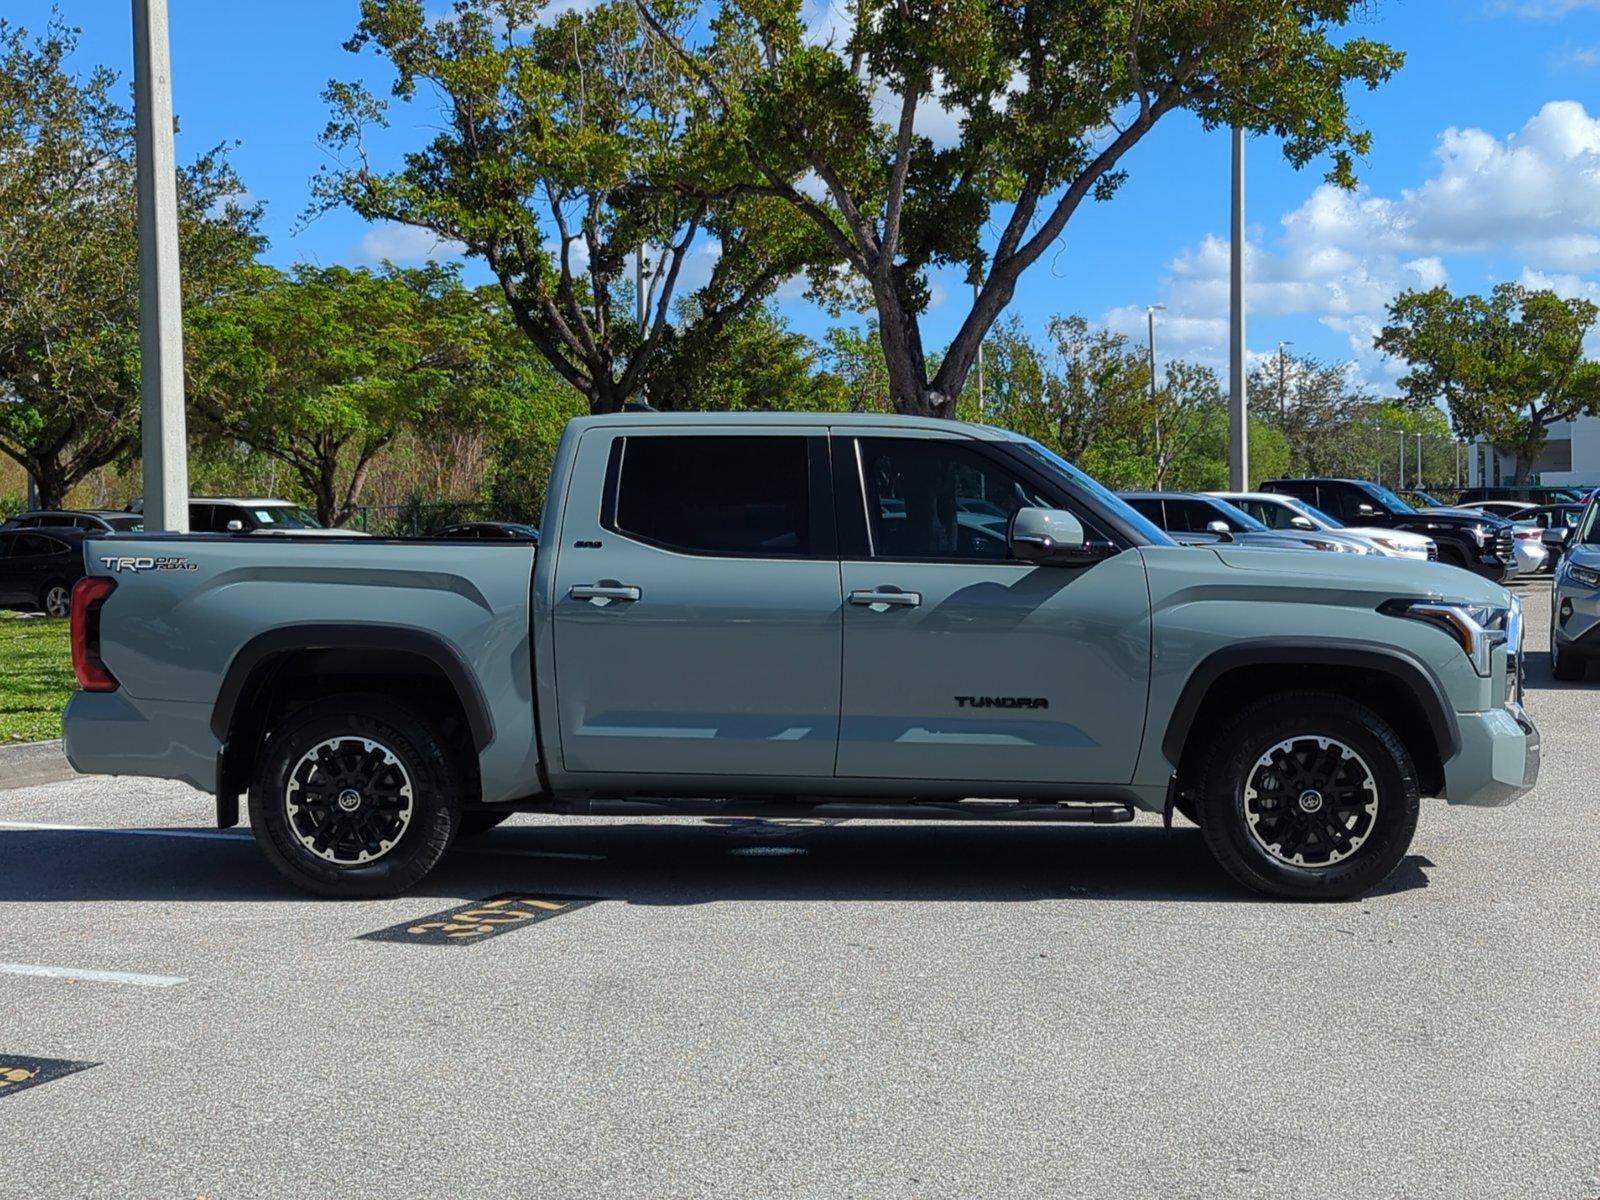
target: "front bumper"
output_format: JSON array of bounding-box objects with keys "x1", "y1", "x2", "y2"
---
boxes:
[
  {"x1": 1551, "y1": 576, "x2": 1600, "y2": 658},
  {"x1": 1443, "y1": 703, "x2": 1540, "y2": 807},
  {"x1": 62, "y1": 690, "x2": 220, "y2": 793}
]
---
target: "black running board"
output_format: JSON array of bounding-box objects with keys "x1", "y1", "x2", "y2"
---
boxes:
[{"x1": 528, "y1": 797, "x2": 1137, "y2": 824}]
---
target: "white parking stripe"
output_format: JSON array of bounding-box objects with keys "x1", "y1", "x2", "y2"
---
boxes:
[
  {"x1": 0, "y1": 820, "x2": 604, "y2": 861},
  {"x1": 0, "y1": 962, "x2": 187, "y2": 988}
]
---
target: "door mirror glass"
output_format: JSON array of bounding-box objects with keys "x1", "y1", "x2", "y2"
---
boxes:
[
  {"x1": 1289, "y1": 515, "x2": 1317, "y2": 531},
  {"x1": 1009, "y1": 507, "x2": 1093, "y2": 565}
]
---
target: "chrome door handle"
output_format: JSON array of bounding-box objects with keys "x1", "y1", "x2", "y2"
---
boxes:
[
  {"x1": 571, "y1": 584, "x2": 641, "y2": 602},
  {"x1": 848, "y1": 589, "x2": 921, "y2": 608}
]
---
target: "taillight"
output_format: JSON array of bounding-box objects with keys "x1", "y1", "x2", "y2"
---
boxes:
[{"x1": 70, "y1": 577, "x2": 118, "y2": 691}]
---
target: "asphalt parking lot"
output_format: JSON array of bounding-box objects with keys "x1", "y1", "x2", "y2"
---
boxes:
[{"x1": 0, "y1": 579, "x2": 1595, "y2": 1200}]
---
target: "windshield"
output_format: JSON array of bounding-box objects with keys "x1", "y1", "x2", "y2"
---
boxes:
[
  {"x1": 1016, "y1": 440, "x2": 1176, "y2": 546},
  {"x1": 105, "y1": 515, "x2": 144, "y2": 532},
  {"x1": 251, "y1": 505, "x2": 323, "y2": 529},
  {"x1": 1205, "y1": 497, "x2": 1271, "y2": 533},
  {"x1": 1359, "y1": 481, "x2": 1417, "y2": 515},
  {"x1": 1577, "y1": 502, "x2": 1600, "y2": 547},
  {"x1": 1259, "y1": 496, "x2": 1340, "y2": 530},
  {"x1": 1409, "y1": 490, "x2": 1444, "y2": 508}
]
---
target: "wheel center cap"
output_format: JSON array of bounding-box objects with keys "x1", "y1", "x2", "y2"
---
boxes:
[
  {"x1": 336, "y1": 788, "x2": 363, "y2": 813},
  {"x1": 1297, "y1": 789, "x2": 1325, "y2": 814}
]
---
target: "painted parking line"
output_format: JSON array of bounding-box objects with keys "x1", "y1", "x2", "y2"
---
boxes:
[
  {"x1": 361, "y1": 893, "x2": 599, "y2": 945},
  {"x1": 0, "y1": 962, "x2": 187, "y2": 988},
  {"x1": 0, "y1": 820, "x2": 603, "y2": 861},
  {"x1": 0, "y1": 1056, "x2": 98, "y2": 1100}
]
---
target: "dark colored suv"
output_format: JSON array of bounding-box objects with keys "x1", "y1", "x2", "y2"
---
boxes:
[
  {"x1": 1261, "y1": 478, "x2": 1515, "y2": 581},
  {"x1": 0, "y1": 528, "x2": 88, "y2": 616}
]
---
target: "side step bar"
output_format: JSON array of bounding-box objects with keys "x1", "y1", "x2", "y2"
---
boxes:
[{"x1": 524, "y1": 797, "x2": 1137, "y2": 824}]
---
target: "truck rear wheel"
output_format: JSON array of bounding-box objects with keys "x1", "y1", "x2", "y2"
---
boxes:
[
  {"x1": 1195, "y1": 693, "x2": 1420, "y2": 901},
  {"x1": 248, "y1": 695, "x2": 461, "y2": 898}
]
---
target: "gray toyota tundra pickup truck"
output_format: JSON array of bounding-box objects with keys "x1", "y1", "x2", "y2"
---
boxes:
[{"x1": 62, "y1": 413, "x2": 1540, "y2": 900}]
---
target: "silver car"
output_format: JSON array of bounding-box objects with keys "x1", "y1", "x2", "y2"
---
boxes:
[
  {"x1": 1551, "y1": 500, "x2": 1600, "y2": 681},
  {"x1": 1212, "y1": 491, "x2": 1437, "y2": 561}
]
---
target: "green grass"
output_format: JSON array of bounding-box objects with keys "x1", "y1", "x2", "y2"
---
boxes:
[{"x1": 0, "y1": 611, "x2": 74, "y2": 742}]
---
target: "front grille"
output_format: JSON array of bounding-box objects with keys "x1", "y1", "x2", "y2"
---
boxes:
[{"x1": 1495, "y1": 531, "x2": 1514, "y2": 561}]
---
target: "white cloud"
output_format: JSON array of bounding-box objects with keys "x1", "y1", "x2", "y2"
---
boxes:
[
  {"x1": 1490, "y1": 0, "x2": 1600, "y2": 17},
  {"x1": 1110, "y1": 102, "x2": 1600, "y2": 383},
  {"x1": 1551, "y1": 43, "x2": 1600, "y2": 68},
  {"x1": 354, "y1": 221, "x2": 467, "y2": 265}
]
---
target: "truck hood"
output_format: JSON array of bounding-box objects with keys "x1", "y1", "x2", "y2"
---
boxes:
[
  {"x1": 1403, "y1": 508, "x2": 1508, "y2": 531},
  {"x1": 1210, "y1": 544, "x2": 1510, "y2": 605}
]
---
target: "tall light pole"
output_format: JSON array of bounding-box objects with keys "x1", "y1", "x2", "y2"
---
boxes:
[
  {"x1": 1276, "y1": 339, "x2": 1293, "y2": 420},
  {"x1": 1416, "y1": 431, "x2": 1423, "y2": 490},
  {"x1": 1147, "y1": 304, "x2": 1165, "y2": 485},
  {"x1": 133, "y1": 0, "x2": 189, "y2": 532},
  {"x1": 1228, "y1": 127, "x2": 1248, "y2": 489}
]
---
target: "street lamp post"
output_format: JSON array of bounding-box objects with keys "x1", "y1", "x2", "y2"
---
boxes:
[
  {"x1": 1146, "y1": 304, "x2": 1165, "y2": 483},
  {"x1": 1277, "y1": 339, "x2": 1293, "y2": 420},
  {"x1": 1228, "y1": 127, "x2": 1248, "y2": 490},
  {"x1": 132, "y1": 0, "x2": 189, "y2": 532}
]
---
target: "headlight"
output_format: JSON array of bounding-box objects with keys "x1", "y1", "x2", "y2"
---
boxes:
[
  {"x1": 1563, "y1": 561, "x2": 1600, "y2": 589},
  {"x1": 1381, "y1": 598, "x2": 1511, "y2": 676},
  {"x1": 1368, "y1": 535, "x2": 1410, "y2": 554},
  {"x1": 1303, "y1": 538, "x2": 1370, "y2": 554}
]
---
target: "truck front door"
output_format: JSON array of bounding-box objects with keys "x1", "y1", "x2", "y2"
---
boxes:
[
  {"x1": 549, "y1": 428, "x2": 842, "y2": 780},
  {"x1": 833, "y1": 434, "x2": 1151, "y2": 786}
]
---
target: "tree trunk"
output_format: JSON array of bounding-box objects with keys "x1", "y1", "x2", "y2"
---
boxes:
[
  {"x1": 31, "y1": 461, "x2": 69, "y2": 511},
  {"x1": 873, "y1": 273, "x2": 947, "y2": 417}
]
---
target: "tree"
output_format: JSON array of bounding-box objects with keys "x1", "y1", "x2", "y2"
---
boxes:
[
  {"x1": 0, "y1": 17, "x2": 261, "y2": 508},
  {"x1": 315, "y1": 0, "x2": 825, "y2": 414},
  {"x1": 646, "y1": 0, "x2": 1401, "y2": 417},
  {"x1": 189, "y1": 263, "x2": 535, "y2": 526},
  {"x1": 1377, "y1": 284, "x2": 1600, "y2": 482},
  {"x1": 646, "y1": 301, "x2": 848, "y2": 411}
]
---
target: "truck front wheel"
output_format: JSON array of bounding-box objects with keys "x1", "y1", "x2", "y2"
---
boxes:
[
  {"x1": 248, "y1": 695, "x2": 462, "y2": 898},
  {"x1": 1195, "y1": 693, "x2": 1421, "y2": 901}
]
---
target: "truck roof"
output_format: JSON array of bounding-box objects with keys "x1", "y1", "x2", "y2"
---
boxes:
[{"x1": 566, "y1": 411, "x2": 1027, "y2": 441}]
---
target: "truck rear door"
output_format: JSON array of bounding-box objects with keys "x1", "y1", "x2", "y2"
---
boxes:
[
  {"x1": 832, "y1": 432, "x2": 1152, "y2": 787},
  {"x1": 548, "y1": 427, "x2": 842, "y2": 779}
]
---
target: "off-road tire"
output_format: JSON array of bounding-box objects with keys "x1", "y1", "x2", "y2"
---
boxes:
[
  {"x1": 248, "y1": 695, "x2": 461, "y2": 898},
  {"x1": 1195, "y1": 692, "x2": 1421, "y2": 901}
]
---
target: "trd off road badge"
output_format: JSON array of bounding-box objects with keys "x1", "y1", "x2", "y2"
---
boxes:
[
  {"x1": 361, "y1": 894, "x2": 598, "y2": 945},
  {"x1": 0, "y1": 1056, "x2": 98, "y2": 1099},
  {"x1": 98, "y1": 556, "x2": 198, "y2": 573}
]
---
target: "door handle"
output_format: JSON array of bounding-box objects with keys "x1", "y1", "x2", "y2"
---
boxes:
[
  {"x1": 571, "y1": 583, "x2": 642, "y2": 603},
  {"x1": 848, "y1": 589, "x2": 921, "y2": 608}
]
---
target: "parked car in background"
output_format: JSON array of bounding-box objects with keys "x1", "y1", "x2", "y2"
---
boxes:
[
  {"x1": 1515, "y1": 504, "x2": 1588, "y2": 564},
  {"x1": 126, "y1": 497, "x2": 370, "y2": 537},
  {"x1": 0, "y1": 528, "x2": 87, "y2": 616},
  {"x1": 1403, "y1": 489, "x2": 1452, "y2": 510},
  {"x1": 1119, "y1": 492, "x2": 1379, "y2": 555},
  {"x1": 1458, "y1": 500, "x2": 1538, "y2": 520},
  {"x1": 1458, "y1": 485, "x2": 1587, "y2": 506},
  {"x1": 1508, "y1": 522, "x2": 1549, "y2": 575},
  {"x1": 1551, "y1": 500, "x2": 1600, "y2": 680},
  {"x1": 2, "y1": 509, "x2": 144, "y2": 533},
  {"x1": 431, "y1": 521, "x2": 540, "y2": 542},
  {"x1": 1261, "y1": 478, "x2": 1517, "y2": 581},
  {"x1": 1211, "y1": 491, "x2": 1437, "y2": 561}
]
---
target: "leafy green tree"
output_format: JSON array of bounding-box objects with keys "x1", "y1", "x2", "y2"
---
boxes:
[
  {"x1": 649, "y1": 0, "x2": 1401, "y2": 417},
  {"x1": 315, "y1": 0, "x2": 826, "y2": 414},
  {"x1": 189, "y1": 263, "x2": 540, "y2": 526},
  {"x1": 646, "y1": 302, "x2": 847, "y2": 411},
  {"x1": 821, "y1": 323, "x2": 893, "y2": 413},
  {"x1": 0, "y1": 17, "x2": 261, "y2": 509},
  {"x1": 1377, "y1": 283, "x2": 1600, "y2": 482}
]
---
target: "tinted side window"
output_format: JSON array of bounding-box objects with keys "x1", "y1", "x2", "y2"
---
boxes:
[
  {"x1": 1163, "y1": 499, "x2": 1226, "y2": 533},
  {"x1": 1124, "y1": 498, "x2": 1166, "y2": 527},
  {"x1": 1269, "y1": 481, "x2": 1317, "y2": 504},
  {"x1": 1317, "y1": 485, "x2": 1364, "y2": 524},
  {"x1": 0, "y1": 533, "x2": 14, "y2": 556},
  {"x1": 858, "y1": 438, "x2": 1047, "y2": 561},
  {"x1": 611, "y1": 435, "x2": 811, "y2": 557},
  {"x1": 14, "y1": 534, "x2": 66, "y2": 557},
  {"x1": 1241, "y1": 500, "x2": 1290, "y2": 529}
]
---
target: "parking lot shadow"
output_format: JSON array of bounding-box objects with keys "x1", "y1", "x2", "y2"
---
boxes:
[{"x1": 0, "y1": 818, "x2": 1433, "y2": 907}]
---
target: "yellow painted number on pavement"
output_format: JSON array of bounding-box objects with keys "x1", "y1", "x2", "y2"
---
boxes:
[
  {"x1": 408, "y1": 896, "x2": 568, "y2": 939},
  {"x1": 0, "y1": 1066, "x2": 38, "y2": 1087}
]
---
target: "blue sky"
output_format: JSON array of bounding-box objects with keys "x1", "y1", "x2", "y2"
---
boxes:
[{"x1": 14, "y1": 0, "x2": 1600, "y2": 386}]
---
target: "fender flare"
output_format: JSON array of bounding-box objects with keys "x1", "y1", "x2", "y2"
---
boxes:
[
  {"x1": 1160, "y1": 638, "x2": 1460, "y2": 768},
  {"x1": 210, "y1": 623, "x2": 495, "y2": 752}
]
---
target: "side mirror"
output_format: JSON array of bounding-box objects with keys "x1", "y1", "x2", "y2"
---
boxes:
[
  {"x1": 1009, "y1": 507, "x2": 1099, "y2": 565},
  {"x1": 1205, "y1": 519, "x2": 1235, "y2": 543},
  {"x1": 1289, "y1": 515, "x2": 1317, "y2": 531},
  {"x1": 225, "y1": 519, "x2": 245, "y2": 533},
  {"x1": 1356, "y1": 503, "x2": 1378, "y2": 516}
]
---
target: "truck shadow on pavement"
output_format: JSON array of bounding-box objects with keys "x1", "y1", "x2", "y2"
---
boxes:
[{"x1": 0, "y1": 818, "x2": 1434, "y2": 906}]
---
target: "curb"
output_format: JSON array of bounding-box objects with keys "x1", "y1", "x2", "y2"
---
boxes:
[{"x1": 0, "y1": 740, "x2": 77, "y2": 790}]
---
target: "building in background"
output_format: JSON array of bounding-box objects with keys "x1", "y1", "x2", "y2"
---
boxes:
[{"x1": 1467, "y1": 415, "x2": 1600, "y2": 489}]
